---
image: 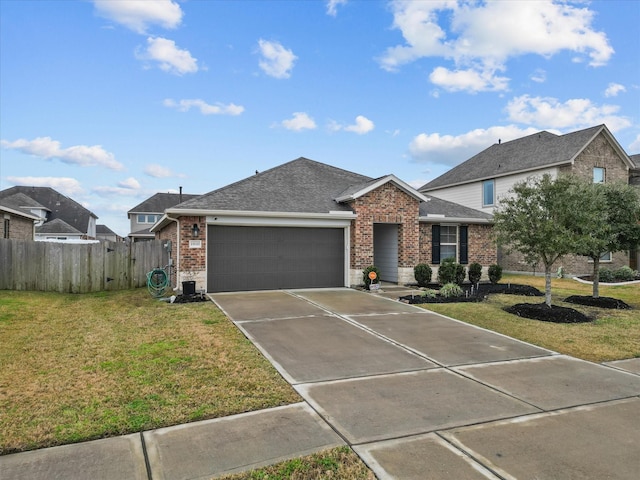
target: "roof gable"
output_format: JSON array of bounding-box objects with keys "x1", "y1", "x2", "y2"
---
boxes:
[
  {"x1": 36, "y1": 218, "x2": 82, "y2": 235},
  {"x1": 420, "y1": 125, "x2": 629, "y2": 191},
  {"x1": 335, "y1": 174, "x2": 429, "y2": 203},
  {"x1": 0, "y1": 186, "x2": 97, "y2": 233},
  {"x1": 173, "y1": 157, "x2": 373, "y2": 214}
]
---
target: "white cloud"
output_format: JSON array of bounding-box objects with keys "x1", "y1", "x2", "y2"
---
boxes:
[
  {"x1": 144, "y1": 164, "x2": 185, "y2": 178},
  {"x1": 1, "y1": 136, "x2": 123, "y2": 170},
  {"x1": 628, "y1": 134, "x2": 640, "y2": 153},
  {"x1": 137, "y1": 37, "x2": 198, "y2": 75},
  {"x1": 118, "y1": 177, "x2": 141, "y2": 189},
  {"x1": 326, "y1": 0, "x2": 347, "y2": 17},
  {"x1": 93, "y1": 0, "x2": 183, "y2": 34},
  {"x1": 604, "y1": 82, "x2": 626, "y2": 98},
  {"x1": 530, "y1": 69, "x2": 547, "y2": 83},
  {"x1": 506, "y1": 94, "x2": 632, "y2": 131},
  {"x1": 257, "y1": 39, "x2": 297, "y2": 79},
  {"x1": 7, "y1": 176, "x2": 85, "y2": 197},
  {"x1": 409, "y1": 125, "x2": 540, "y2": 165},
  {"x1": 163, "y1": 98, "x2": 244, "y2": 116},
  {"x1": 380, "y1": 1, "x2": 613, "y2": 92},
  {"x1": 330, "y1": 115, "x2": 375, "y2": 134},
  {"x1": 429, "y1": 66, "x2": 509, "y2": 93},
  {"x1": 280, "y1": 112, "x2": 317, "y2": 131},
  {"x1": 93, "y1": 185, "x2": 143, "y2": 197}
]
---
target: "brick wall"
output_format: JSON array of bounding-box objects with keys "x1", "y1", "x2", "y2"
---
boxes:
[
  {"x1": 3, "y1": 214, "x2": 34, "y2": 240},
  {"x1": 502, "y1": 249, "x2": 629, "y2": 277},
  {"x1": 349, "y1": 183, "x2": 420, "y2": 270},
  {"x1": 157, "y1": 216, "x2": 207, "y2": 290},
  {"x1": 419, "y1": 223, "x2": 496, "y2": 266},
  {"x1": 559, "y1": 132, "x2": 629, "y2": 183}
]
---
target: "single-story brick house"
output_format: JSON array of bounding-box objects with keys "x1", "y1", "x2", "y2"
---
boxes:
[{"x1": 152, "y1": 158, "x2": 493, "y2": 293}]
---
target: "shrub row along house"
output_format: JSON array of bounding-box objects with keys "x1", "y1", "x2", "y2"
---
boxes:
[{"x1": 148, "y1": 124, "x2": 638, "y2": 293}]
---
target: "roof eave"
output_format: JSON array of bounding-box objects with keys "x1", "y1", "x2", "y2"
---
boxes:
[{"x1": 419, "y1": 216, "x2": 492, "y2": 224}]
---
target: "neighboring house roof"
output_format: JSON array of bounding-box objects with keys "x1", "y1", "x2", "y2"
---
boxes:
[
  {"x1": 129, "y1": 227, "x2": 154, "y2": 237},
  {"x1": 96, "y1": 224, "x2": 116, "y2": 235},
  {"x1": 172, "y1": 157, "x2": 372, "y2": 214},
  {"x1": 152, "y1": 157, "x2": 490, "y2": 230},
  {"x1": 420, "y1": 124, "x2": 633, "y2": 191},
  {"x1": 0, "y1": 186, "x2": 97, "y2": 234},
  {"x1": 36, "y1": 218, "x2": 83, "y2": 235},
  {"x1": 0, "y1": 193, "x2": 45, "y2": 221},
  {"x1": 128, "y1": 192, "x2": 200, "y2": 216},
  {"x1": 420, "y1": 195, "x2": 493, "y2": 222}
]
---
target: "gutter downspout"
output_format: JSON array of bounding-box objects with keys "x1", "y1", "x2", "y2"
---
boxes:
[{"x1": 165, "y1": 213, "x2": 181, "y2": 291}]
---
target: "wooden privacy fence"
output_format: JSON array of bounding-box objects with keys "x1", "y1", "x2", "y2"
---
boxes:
[{"x1": 0, "y1": 239, "x2": 170, "y2": 293}]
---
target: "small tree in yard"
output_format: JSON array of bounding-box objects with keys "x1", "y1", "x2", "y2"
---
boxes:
[
  {"x1": 493, "y1": 174, "x2": 584, "y2": 307},
  {"x1": 567, "y1": 180, "x2": 640, "y2": 298}
]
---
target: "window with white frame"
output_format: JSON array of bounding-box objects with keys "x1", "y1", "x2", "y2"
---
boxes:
[
  {"x1": 593, "y1": 167, "x2": 605, "y2": 183},
  {"x1": 137, "y1": 214, "x2": 158, "y2": 224},
  {"x1": 440, "y1": 225, "x2": 457, "y2": 260},
  {"x1": 482, "y1": 179, "x2": 495, "y2": 207}
]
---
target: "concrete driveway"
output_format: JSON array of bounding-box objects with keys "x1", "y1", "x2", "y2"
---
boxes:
[{"x1": 213, "y1": 287, "x2": 640, "y2": 480}]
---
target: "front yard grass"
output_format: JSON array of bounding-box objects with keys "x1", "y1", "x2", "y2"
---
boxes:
[
  {"x1": 420, "y1": 274, "x2": 640, "y2": 362},
  {"x1": 0, "y1": 289, "x2": 300, "y2": 455}
]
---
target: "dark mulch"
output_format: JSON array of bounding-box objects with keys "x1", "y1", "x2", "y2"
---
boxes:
[
  {"x1": 400, "y1": 283, "x2": 543, "y2": 304},
  {"x1": 172, "y1": 293, "x2": 209, "y2": 303},
  {"x1": 504, "y1": 303, "x2": 592, "y2": 323},
  {"x1": 564, "y1": 295, "x2": 631, "y2": 310}
]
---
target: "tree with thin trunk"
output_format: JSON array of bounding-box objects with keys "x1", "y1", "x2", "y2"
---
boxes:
[
  {"x1": 493, "y1": 174, "x2": 584, "y2": 307},
  {"x1": 568, "y1": 180, "x2": 640, "y2": 298}
]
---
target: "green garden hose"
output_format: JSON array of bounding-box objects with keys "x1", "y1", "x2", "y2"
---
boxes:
[{"x1": 147, "y1": 268, "x2": 169, "y2": 298}]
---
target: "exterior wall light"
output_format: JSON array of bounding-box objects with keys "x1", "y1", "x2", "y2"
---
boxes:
[{"x1": 192, "y1": 223, "x2": 200, "y2": 238}]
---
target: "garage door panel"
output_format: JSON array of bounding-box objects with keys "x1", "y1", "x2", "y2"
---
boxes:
[{"x1": 207, "y1": 226, "x2": 344, "y2": 292}]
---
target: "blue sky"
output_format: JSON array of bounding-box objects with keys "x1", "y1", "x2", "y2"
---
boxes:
[{"x1": 1, "y1": 0, "x2": 639, "y2": 237}]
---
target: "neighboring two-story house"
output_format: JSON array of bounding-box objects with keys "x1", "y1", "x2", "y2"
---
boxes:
[
  {"x1": 0, "y1": 186, "x2": 99, "y2": 241},
  {"x1": 419, "y1": 124, "x2": 638, "y2": 275},
  {"x1": 127, "y1": 192, "x2": 199, "y2": 242}
]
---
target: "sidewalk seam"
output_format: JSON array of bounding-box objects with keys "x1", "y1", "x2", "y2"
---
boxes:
[{"x1": 140, "y1": 432, "x2": 153, "y2": 480}]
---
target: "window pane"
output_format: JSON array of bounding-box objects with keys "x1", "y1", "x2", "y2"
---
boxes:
[
  {"x1": 441, "y1": 226, "x2": 456, "y2": 243},
  {"x1": 137, "y1": 214, "x2": 146, "y2": 223},
  {"x1": 147, "y1": 215, "x2": 156, "y2": 223},
  {"x1": 593, "y1": 167, "x2": 605, "y2": 183},
  {"x1": 600, "y1": 251, "x2": 611, "y2": 261},
  {"x1": 440, "y1": 245, "x2": 456, "y2": 260},
  {"x1": 483, "y1": 180, "x2": 494, "y2": 206}
]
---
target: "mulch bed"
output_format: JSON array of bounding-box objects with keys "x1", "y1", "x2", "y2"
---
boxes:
[
  {"x1": 172, "y1": 293, "x2": 209, "y2": 303},
  {"x1": 504, "y1": 303, "x2": 592, "y2": 323},
  {"x1": 564, "y1": 295, "x2": 631, "y2": 309},
  {"x1": 400, "y1": 283, "x2": 543, "y2": 305}
]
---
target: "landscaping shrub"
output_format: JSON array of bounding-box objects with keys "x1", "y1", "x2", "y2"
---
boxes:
[
  {"x1": 468, "y1": 263, "x2": 482, "y2": 285},
  {"x1": 488, "y1": 264, "x2": 503, "y2": 284},
  {"x1": 614, "y1": 266, "x2": 636, "y2": 281},
  {"x1": 414, "y1": 263, "x2": 432, "y2": 287},
  {"x1": 362, "y1": 265, "x2": 381, "y2": 288},
  {"x1": 440, "y1": 282, "x2": 463, "y2": 298},
  {"x1": 422, "y1": 289, "x2": 437, "y2": 299},
  {"x1": 598, "y1": 268, "x2": 615, "y2": 283},
  {"x1": 438, "y1": 258, "x2": 465, "y2": 285}
]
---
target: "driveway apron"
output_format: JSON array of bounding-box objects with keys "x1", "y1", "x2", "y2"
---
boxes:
[{"x1": 212, "y1": 287, "x2": 640, "y2": 480}]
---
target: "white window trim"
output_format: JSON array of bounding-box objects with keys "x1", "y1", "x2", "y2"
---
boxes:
[
  {"x1": 440, "y1": 224, "x2": 458, "y2": 261},
  {"x1": 482, "y1": 179, "x2": 495, "y2": 207},
  {"x1": 593, "y1": 167, "x2": 605, "y2": 184}
]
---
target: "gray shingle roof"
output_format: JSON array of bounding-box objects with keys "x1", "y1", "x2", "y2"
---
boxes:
[
  {"x1": 630, "y1": 154, "x2": 640, "y2": 169},
  {"x1": 36, "y1": 218, "x2": 82, "y2": 235},
  {"x1": 128, "y1": 192, "x2": 200, "y2": 215},
  {"x1": 420, "y1": 125, "x2": 606, "y2": 191},
  {"x1": 0, "y1": 192, "x2": 49, "y2": 212},
  {"x1": 175, "y1": 157, "x2": 372, "y2": 213},
  {"x1": 96, "y1": 224, "x2": 116, "y2": 235},
  {"x1": 0, "y1": 186, "x2": 97, "y2": 234},
  {"x1": 420, "y1": 195, "x2": 492, "y2": 221}
]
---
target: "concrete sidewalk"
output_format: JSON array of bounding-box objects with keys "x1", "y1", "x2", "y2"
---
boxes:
[{"x1": 3, "y1": 287, "x2": 640, "y2": 479}]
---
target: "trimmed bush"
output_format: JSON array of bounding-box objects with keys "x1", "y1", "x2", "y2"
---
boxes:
[
  {"x1": 440, "y1": 283, "x2": 463, "y2": 298},
  {"x1": 598, "y1": 268, "x2": 615, "y2": 283},
  {"x1": 414, "y1": 263, "x2": 432, "y2": 287},
  {"x1": 362, "y1": 265, "x2": 381, "y2": 288},
  {"x1": 422, "y1": 289, "x2": 437, "y2": 299},
  {"x1": 488, "y1": 264, "x2": 503, "y2": 284},
  {"x1": 468, "y1": 263, "x2": 482, "y2": 285},
  {"x1": 438, "y1": 258, "x2": 465, "y2": 285},
  {"x1": 614, "y1": 266, "x2": 635, "y2": 282}
]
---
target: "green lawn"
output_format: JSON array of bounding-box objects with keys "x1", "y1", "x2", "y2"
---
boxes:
[
  {"x1": 420, "y1": 274, "x2": 640, "y2": 362},
  {"x1": 0, "y1": 289, "x2": 300, "y2": 454}
]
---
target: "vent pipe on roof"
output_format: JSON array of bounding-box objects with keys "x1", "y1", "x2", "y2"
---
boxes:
[
  {"x1": 498, "y1": 139, "x2": 501, "y2": 145},
  {"x1": 179, "y1": 186, "x2": 182, "y2": 204}
]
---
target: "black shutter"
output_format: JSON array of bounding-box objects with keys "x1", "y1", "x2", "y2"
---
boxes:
[
  {"x1": 432, "y1": 225, "x2": 440, "y2": 264},
  {"x1": 459, "y1": 226, "x2": 468, "y2": 264}
]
